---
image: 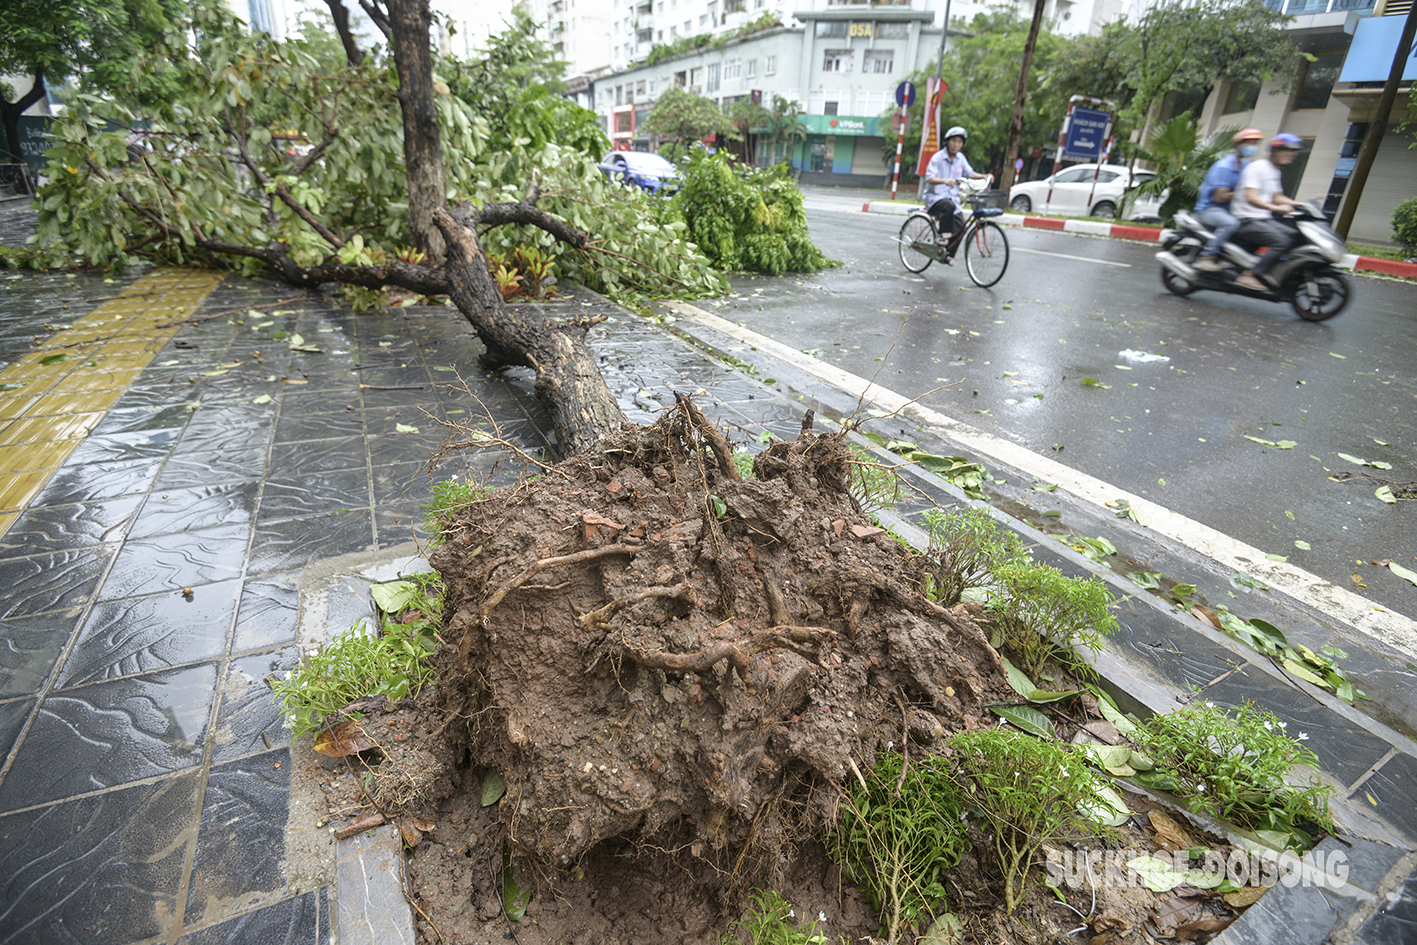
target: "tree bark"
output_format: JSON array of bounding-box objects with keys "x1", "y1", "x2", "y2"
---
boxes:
[
  {"x1": 999, "y1": 0, "x2": 1046, "y2": 193},
  {"x1": 323, "y1": 0, "x2": 366, "y2": 67},
  {"x1": 385, "y1": 0, "x2": 447, "y2": 264},
  {"x1": 433, "y1": 206, "x2": 626, "y2": 455}
]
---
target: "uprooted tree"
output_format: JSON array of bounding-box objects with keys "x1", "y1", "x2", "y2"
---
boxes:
[{"x1": 28, "y1": 0, "x2": 725, "y2": 454}]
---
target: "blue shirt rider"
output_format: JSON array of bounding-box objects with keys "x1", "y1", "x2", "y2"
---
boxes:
[
  {"x1": 1193, "y1": 128, "x2": 1263, "y2": 271},
  {"x1": 924, "y1": 126, "x2": 992, "y2": 257}
]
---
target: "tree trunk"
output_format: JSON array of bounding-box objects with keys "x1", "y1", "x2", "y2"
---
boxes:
[
  {"x1": 323, "y1": 0, "x2": 366, "y2": 67},
  {"x1": 433, "y1": 206, "x2": 626, "y2": 455},
  {"x1": 386, "y1": 0, "x2": 447, "y2": 264},
  {"x1": 999, "y1": 0, "x2": 1046, "y2": 193}
]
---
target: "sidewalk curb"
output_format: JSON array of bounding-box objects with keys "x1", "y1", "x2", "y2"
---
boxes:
[{"x1": 860, "y1": 201, "x2": 1417, "y2": 277}]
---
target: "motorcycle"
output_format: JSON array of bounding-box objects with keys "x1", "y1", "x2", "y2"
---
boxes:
[{"x1": 1155, "y1": 202, "x2": 1352, "y2": 321}]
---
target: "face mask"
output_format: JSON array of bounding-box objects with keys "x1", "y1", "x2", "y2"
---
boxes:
[{"x1": 1238, "y1": 145, "x2": 1258, "y2": 158}]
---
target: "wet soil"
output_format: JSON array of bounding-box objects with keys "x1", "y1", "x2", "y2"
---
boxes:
[{"x1": 305, "y1": 399, "x2": 1253, "y2": 943}]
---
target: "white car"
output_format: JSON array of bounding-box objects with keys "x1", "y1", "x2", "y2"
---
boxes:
[{"x1": 1008, "y1": 163, "x2": 1161, "y2": 221}]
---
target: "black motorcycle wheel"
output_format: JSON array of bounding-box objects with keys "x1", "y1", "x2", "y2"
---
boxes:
[
  {"x1": 1287, "y1": 264, "x2": 1351, "y2": 321},
  {"x1": 1160, "y1": 236, "x2": 1202, "y2": 297}
]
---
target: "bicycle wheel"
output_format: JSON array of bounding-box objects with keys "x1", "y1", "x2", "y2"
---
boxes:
[
  {"x1": 964, "y1": 220, "x2": 1009, "y2": 287},
  {"x1": 898, "y1": 214, "x2": 936, "y2": 273}
]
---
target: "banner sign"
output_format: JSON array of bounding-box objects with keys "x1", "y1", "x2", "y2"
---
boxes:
[
  {"x1": 1060, "y1": 106, "x2": 1111, "y2": 163},
  {"x1": 799, "y1": 114, "x2": 882, "y2": 137}
]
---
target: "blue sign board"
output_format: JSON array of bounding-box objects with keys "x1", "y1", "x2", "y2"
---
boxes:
[
  {"x1": 895, "y1": 81, "x2": 916, "y2": 109},
  {"x1": 1337, "y1": 15, "x2": 1417, "y2": 83},
  {"x1": 1061, "y1": 107, "x2": 1111, "y2": 162}
]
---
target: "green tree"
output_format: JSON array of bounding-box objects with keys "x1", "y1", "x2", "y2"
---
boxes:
[
  {"x1": 0, "y1": 0, "x2": 185, "y2": 161},
  {"x1": 762, "y1": 94, "x2": 807, "y2": 167},
  {"x1": 640, "y1": 87, "x2": 737, "y2": 148},
  {"x1": 884, "y1": 10, "x2": 1064, "y2": 179},
  {"x1": 1046, "y1": 0, "x2": 1300, "y2": 151}
]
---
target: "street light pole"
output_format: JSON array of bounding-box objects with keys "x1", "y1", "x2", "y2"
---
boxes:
[{"x1": 1334, "y1": 4, "x2": 1417, "y2": 240}]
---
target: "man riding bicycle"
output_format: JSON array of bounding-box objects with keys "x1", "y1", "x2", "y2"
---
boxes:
[{"x1": 924, "y1": 126, "x2": 992, "y2": 259}]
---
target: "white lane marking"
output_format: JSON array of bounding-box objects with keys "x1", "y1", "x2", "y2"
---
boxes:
[
  {"x1": 660, "y1": 300, "x2": 1417, "y2": 658},
  {"x1": 1012, "y1": 246, "x2": 1133, "y2": 268}
]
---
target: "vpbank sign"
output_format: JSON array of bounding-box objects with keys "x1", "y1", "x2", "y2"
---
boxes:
[{"x1": 801, "y1": 114, "x2": 881, "y2": 137}]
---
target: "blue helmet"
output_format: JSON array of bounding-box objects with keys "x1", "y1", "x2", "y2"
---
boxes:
[{"x1": 1270, "y1": 133, "x2": 1302, "y2": 150}]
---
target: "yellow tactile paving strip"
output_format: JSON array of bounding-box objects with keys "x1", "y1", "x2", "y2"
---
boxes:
[{"x1": 0, "y1": 268, "x2": 225, "y2": 534}]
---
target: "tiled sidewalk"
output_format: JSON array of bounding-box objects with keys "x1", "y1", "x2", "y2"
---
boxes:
[{"x1": 0, "y1": 269, "x2": 556, "y2": 944}]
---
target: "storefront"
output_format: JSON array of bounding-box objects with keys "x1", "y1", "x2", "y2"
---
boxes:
[{"x1": 798, "y1": 114, "x2": 886, "y2": 181}]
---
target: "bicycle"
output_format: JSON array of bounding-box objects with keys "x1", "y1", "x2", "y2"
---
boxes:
[{"x1": 897, "y1": 179, "x2": 1011, "y2": 288}]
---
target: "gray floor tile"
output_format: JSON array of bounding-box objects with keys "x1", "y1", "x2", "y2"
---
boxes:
[
  {"x1": 246, "y1": 510, "x2": 374, "y2": 577},
  {"x1": 232, "y1": 573, "x2": 301, "y2": 654},
  {"x1": 0, "y1": 662, "x2": 216, "y2": 811},
  {"x1": 0, "y1": 494, "x2": 143, "y2": 554},
  {"x1": 0, "y1": 609, "x2": 83, "y2": 697},
  {"x1": 184, "y1": 748, "x2": 291, "y2": 926},
  {"x1": 177, "y1": 888, "x2": 327, "y2": 945},
  {"x1": 0, "y1": 547, "x2": 115, "y2": 620},
  {"x1": 99, "y1": 524, "x2": 250, "y2": 601},
  {"x1": 129, "y1": 481, "x2": 260, "y2": 540},
  {"x1": 0, "y1": 771, "x2": 199, "y2": 945},
  {"x1": 57, "y1": 579, "x2": 241, "y2": 687},
  {"x1": 30, "y1": 456, "x2": 165, "y2": 506},
  {"x1": 212, "y1": 649, "x2": 297, "y2": 764}
]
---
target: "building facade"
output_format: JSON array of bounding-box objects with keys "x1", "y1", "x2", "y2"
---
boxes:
[{"x1": 593, "y1": 6, "x2": 954, "y2": 185}]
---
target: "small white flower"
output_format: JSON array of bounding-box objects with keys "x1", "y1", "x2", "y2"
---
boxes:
[
  {"x1": 1197, "y1": 783, "x2": 1206, "y2": 792},
  {"x1": 1263, "y1": 721, "x2": 1272, "y2": 731},
  {"x1": 887, "y1": 741, "x2": 894, "y2": 749},
  {"x1": 1298, "y1": 732, "x2": 1309, "y2": 741},
  {"x1": 1279, "y1": 721, "x2": 1288, "y2": 729},
  {"x1": 788, "y1": 909, "x2": 795, "y2": 919},
  {"x1": 819, "y1": 911, "x2": 828, "y2": 923}
]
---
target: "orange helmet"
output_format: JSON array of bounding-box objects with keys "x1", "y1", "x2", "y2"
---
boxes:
[{"x1": 1232, "y1": 128, "x2": 1264, "y2": 145}]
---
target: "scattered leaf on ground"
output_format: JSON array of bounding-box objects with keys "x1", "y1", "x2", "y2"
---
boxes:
[
  {"x1": 1338, "y1": 453, "x2": 1392, "y2": 470},
  {"x1": 312, "y1": 719, "x2": 375, "y2": 758},
  {"x1": 1390, "y1": 562, "x2": 1417, "y2": 586},
  {"x1": 1295, "y1": 540, "x2": 1311, "y2": 550},
  {"x1": 989, "y1": 704, "x2": 1056, "y2": 738},
  {"x1": 395, "y1": 423, "x2": 420, "y2": 434}
]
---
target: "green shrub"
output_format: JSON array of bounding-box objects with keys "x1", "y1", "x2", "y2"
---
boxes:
[
  {"x1": 272, "y1": 572, "x2": 443, "y2": 737},
  {"x1": 716, "y1": 889, "x2": 840, "y2": 945},
  {"x1": 947, "y1": 728, "x2": 1112, "y2": 912},
  {"x1": 829, "y1": 752, "x2": 966, "y2": 941},
  {"x1": 1391, "y1": 196, "x2": 1417, "y2": 255},
  {"x1": 421, "y1": 475, "x2": 493, "y2": 547},
  {"x1": 990, "y1": 559, "x2": 1117, "y2": 677},
  {"x1": 1131, "y1": 701, "x2": 1333, "y2": 845},
  {"x1": 918, "y1": 506, "x2": 1025, "y2": 606}
]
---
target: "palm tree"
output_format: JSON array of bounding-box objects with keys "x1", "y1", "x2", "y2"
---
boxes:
[
  {"x1": 763, "y1": 95, "x2": 807, "y2": 168},
  {"x1": 1126, "y1": 114, "x2": 1236, "y2": 224}
]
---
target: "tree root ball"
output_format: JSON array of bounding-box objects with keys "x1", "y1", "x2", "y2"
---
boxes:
[{"x1": 424, "y1": 398, "x2": 1012, "y2": 894}]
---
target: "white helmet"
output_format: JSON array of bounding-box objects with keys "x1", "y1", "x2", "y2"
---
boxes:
[{"x1": 945, "y1": 126, "x2": 968, "y2": 141}]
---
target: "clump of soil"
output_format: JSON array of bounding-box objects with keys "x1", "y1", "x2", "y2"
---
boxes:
[{"x1": 368, "y1": 398, "x2": 1246, "y2": 944}]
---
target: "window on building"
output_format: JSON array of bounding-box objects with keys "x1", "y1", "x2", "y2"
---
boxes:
[
  {"x1": 756, "y1": 0, "x2": 765, "y2": 7},
  {"x1": 876, "y1": 22, "x2": 909, "y2": 38},
  {"x1": 1224, "y1": 77, "x2": 1261, "y2": 114},
  {"x1": 684, "y1": 20, "x2": 691, "y2": 33},
  {"x1": 822, "y1": 49, "x2": 852, "y2": 72},
  {"x1": 656, "y1": 1, "x2": 663, "y2": 13},
  {"x1": 766, "y1": 55, "x2": 776, "y2": 75},
  {"x1": 864, "y1": 49, "x2": 894, "y2": 73},
  {"x1": 1294, "y1": 52, "x2": 1343, "y2": 109},
  {"x1": 707, "y1": 62, "x2": 720, "y2": 92},
  {"x1": 747, "y1": 58, "x2": 757, "y2": 78},
  {"x1": 637, "y1": 27, "x2": 651, "y2": 43},
  {"x1": 690, "y1": 66, "x2": 703, "y2": 89},
  {"x1": 675, "y1": 71, "x2": 687, "y2": 87},
  {"x1": 616, "y1": 85, "x2": 624, "y2": 105},
  {"x1": 669, "y1": 25, "x2": 677, "y2": 36},
  {"x1": 636, "y1": 80, "x2": 646, "y2": 95},
  {"x1": 824, "y1": 101, "x2": 839, "y2": 115},
  {"x1": 816, "y1": 21, "x2": 848, "y2": 37},
  {"x1": 725, "y1": 59, "x2": 741, "y2": 80},
  {"x1": 657, "y1": 29, "x2": 664, "y2": 40}
]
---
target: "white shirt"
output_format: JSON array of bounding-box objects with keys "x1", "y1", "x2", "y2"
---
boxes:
[{"x1": 1233, "y1": 159, "x2": 1284, "y2": 222}]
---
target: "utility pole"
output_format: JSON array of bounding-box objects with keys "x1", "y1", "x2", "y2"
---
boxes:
[
  {"x1": 1000, "y1": 0, "x2": 1048, "y2": 192},
  {"x1": 1334, "y1": 4, "x2": 1417, "y2": 240}
]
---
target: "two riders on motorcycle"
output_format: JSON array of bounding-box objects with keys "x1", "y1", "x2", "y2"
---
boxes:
[{"x1": 1192, "y1": 129, "x2": 1304, "y2": 291}]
